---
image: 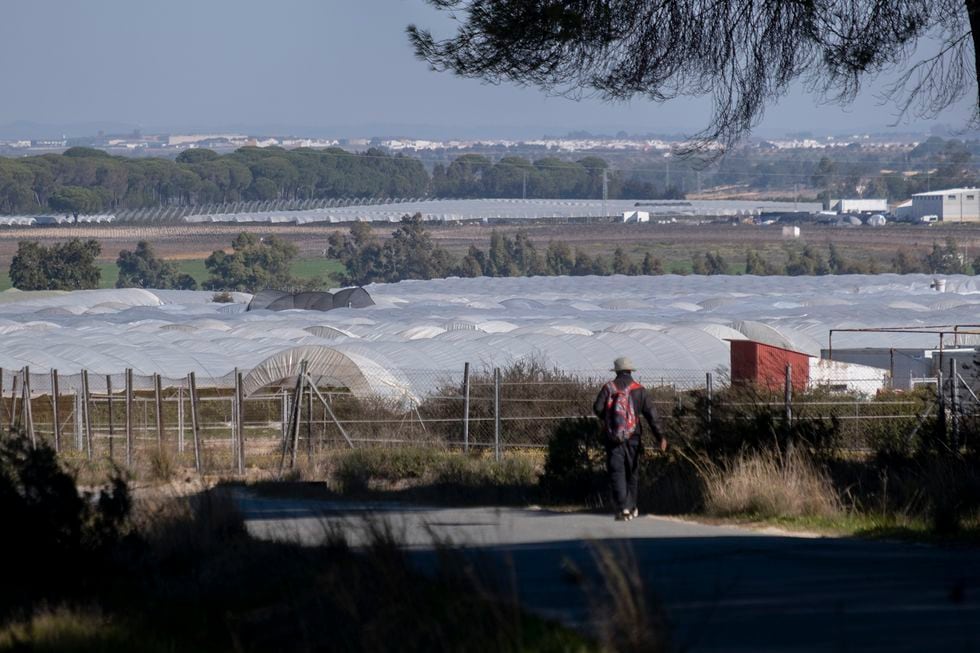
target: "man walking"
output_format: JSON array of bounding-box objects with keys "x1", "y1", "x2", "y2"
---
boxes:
[{"x1": 593, "y1": 357, "x2": 666, "y2": 521}]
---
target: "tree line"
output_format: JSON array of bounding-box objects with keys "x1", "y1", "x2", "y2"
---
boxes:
[
  {"x1": 7, "y1": 234, "x2": 301, "y2": 293},
  {"x1": 0, "y1": 146, "x2": 672, "y2": 216},
  {"x1": 329, "y1": 217, "x2": 980, "y2": 284},
  {"x1": 7, "y1": 224, "x2": 976, "y2": 293}
]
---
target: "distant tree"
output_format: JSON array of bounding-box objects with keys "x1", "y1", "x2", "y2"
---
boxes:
[
  {"x1": 571, "y1": 250, "x2": 594, "y2": 276},
  {"x1": 457, "y1": 251, "x2": 486, "y2": 277},
  {"x1": 204, "y1": 233, "x2": 298, "y2": 292},
  {"x1": 8, "y1": 242, "x2": 47, "y2": 290},
  {"x1": 48, "y1": 186, "x2": 104, "y2": 217},
  {"x1": 704, "y1": 251, "x2": 728, "y2": 275},
  {"x1": 511, "y1": 231, "x2": 545, "y2": 275},
  {"x1": 381, "y1": 214, "x2": 455, "y2": 281},
  {"x1": 546, "y1": 241, "x2": 574, "y2": 276},
  {"x1": 176, "y1": 149, "x2": 220, "y2": 164},
  {"x1": 923, "y1": 238, "x2": 970, "y2": 274},
  {"x1": 745, "y1": 250, "x2": 767, "y2": 275},
  {"x1": 488, "y1": 230, "x2": 516, "y2": 276},
  {"x1": 591, "y1": 254, "x2": 612, "y2": 276},
  {"x1": 9, "y1": 239, "x2": 101, "y2": 291},
  {"x1": 327, "y1": 222, "x2": 386, "y2": 286},
  {"x1": 611, "y1": 247, "x2": 633, "y2": 275},
  {"x1": 62, "y1": 146, "x2": 112, "y2": 159},
  {"x1": 116, "y1": 241, "x2": 197, "y2": 290},
  {"x1": 641, "y1": 252, "x2": 664, "y2": 275},
  {"x1": 691, "y1": 253, "x2": 709, "y2": 275},
  {"x1": 786, "y1": 245, "x2": 830, "y2": 276},
  {"x1": 892, "y1": 248, "x2": 924, "y2": 274}
]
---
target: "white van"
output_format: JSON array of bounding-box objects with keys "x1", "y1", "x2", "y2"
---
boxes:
[{"x1": 920, "y1": 214, "x2": 939, "y2": 224}]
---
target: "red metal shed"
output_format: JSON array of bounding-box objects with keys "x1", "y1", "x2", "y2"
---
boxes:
[{"x1": 730, "y1": 340, "x2": 810, "y2": 392}]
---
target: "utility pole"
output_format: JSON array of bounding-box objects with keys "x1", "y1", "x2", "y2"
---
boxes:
[
  {"x1": 794, "y1": 183, "x2": 799, "y2": 212},
  {"x1": 696, "y1": 170, "x2": 701, "y2": 195},
  {"x1": 602, "y1": 168, "x2": 608, "y2": 218},
  {"x1": 522, "y1": 171, "x2": 527, "y2": 200},
  {"x1": 665, "y1": 155, "x2": 671, "y2": 191}
]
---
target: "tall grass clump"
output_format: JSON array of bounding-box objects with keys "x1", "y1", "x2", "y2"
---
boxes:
[{"x1": 702, "y1": 450, "x2": 841, "y2": 520}]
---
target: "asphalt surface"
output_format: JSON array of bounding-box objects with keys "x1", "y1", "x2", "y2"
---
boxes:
[{"x1": 236, "y1": 491, "x2": 980, "y2": 652}]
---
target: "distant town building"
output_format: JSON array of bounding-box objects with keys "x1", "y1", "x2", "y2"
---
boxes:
[
  {"x1": 910, "y1": 188, "x2": 980, "y2": 222},
  {"x1": 167, "y1": 134, "x2": 247, "y2": 147}
]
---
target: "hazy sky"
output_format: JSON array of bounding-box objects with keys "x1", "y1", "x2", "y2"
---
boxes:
[{"x1": 0, "y1": 0, "x2": 974, "y2": 138}]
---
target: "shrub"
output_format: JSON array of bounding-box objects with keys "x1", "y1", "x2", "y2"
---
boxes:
[
  {"x1": 702, "y1": 449, "x2": 841, "y2": 519},
  {"x1": 0, "y1": 432, "x2": 130, "y2": 617},
  {"x1": 540, "y1": 418, "x2": 606, "y2": 505},
  {"x1": 211, "y1": 291, "x2": 234, "y2": 303}
]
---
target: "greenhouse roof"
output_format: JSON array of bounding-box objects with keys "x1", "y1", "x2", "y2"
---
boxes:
[
  {"x1": 1, "y1": 274, "x2": 978, "y2": 398},
  {"x1": 181, "y1": 197, "x2": 822, "y2": 224}
]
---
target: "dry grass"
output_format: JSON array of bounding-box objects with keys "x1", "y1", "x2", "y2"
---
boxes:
[{"x1": 701, "y1": 450, "x2": 841, "y2": 520}]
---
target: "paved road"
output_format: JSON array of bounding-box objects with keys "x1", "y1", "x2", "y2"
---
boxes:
[{"x1": 236, "y1": 491, "x2": 980, "y2": 652}]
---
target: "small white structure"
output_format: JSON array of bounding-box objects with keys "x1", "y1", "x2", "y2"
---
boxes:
[
  {"x1": 781, "y1": 225, "x2": 800, "y2": 238},
  {"x1": 830, "y1": 198, "x2": 888, "y2": 214},
  {"x1": 622, "y1": 210, "x2": 650, "y2": 223},
  {"x1": 866, "y1": 214, "x2": 887, "y2": 227},
  {"x1": 810, "y1": 358, "x2": 888, "y2": 394}
]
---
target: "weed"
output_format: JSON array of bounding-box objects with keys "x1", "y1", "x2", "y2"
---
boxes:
[{"x1": 701, "y1": 449, "x2": 841, "y2": 519}]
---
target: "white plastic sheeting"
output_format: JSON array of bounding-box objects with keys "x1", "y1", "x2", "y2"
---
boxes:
[
  {"x1": 2, "y1": 274, "x2": 979, "y2": 398},
  {"x1": 182, "y1": 198, "x2": 821, "y2": 224}
]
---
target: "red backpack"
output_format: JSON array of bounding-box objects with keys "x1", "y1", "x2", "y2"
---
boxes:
[{"x1": 604, "y1": 381, "x2": 641, "y2": 443}]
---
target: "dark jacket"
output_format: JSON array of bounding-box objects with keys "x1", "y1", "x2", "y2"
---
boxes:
[{"x1": 593, "y1": 372, "x2": 662, "y2": 444}]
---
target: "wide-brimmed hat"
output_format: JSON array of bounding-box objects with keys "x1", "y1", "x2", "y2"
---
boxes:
[{"x1": 612, "y1": 357, "x2": 636, "y2": 372}]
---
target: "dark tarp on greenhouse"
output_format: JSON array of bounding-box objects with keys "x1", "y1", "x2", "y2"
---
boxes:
[{"x1": 246, "y1": 287, "x2": 373, "y2": 312}]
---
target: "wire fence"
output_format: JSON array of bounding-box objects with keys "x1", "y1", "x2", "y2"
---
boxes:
[{"x1": 0, "y1": 361, "x2": 971, "y2": 475}]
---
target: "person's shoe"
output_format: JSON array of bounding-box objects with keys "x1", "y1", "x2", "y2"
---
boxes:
[
  {"x1": 616, "y1": 509, "x2": 631, "y2": 521},
  {"x1": 630, "y1": 507, "x2": 639, "y2": 520}
]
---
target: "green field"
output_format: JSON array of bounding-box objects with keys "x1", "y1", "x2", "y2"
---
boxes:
[{"x1": 0, "y1": 258, "x2": 345, "y2": 291}]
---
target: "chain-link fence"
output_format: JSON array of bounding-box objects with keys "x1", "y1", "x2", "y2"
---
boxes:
[{"x1": 0, "y1": 360, "x2": 970, "y2": 474}]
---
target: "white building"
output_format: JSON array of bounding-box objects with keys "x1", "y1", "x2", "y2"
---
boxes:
[
  {"x1": 829, "y1": 198, "x2": 887, "y2": 214},
  {"x1": 910, "y1": 188, "x2": 980, "y2": 222},
  {"x1": 621, "y1": 210, "x2": 650, "y2": 223}
]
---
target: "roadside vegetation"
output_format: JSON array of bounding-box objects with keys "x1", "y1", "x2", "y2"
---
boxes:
[
  {"x1": 0, "y1": 429, "x2": 672, "y2": 653},
  {"x1": 230, "y1": 365, "x2": 980, "y2": 543}
]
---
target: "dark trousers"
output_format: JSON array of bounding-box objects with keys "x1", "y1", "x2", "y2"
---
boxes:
[{"x1": 606, "y1": 439, "x2": 641, "y2": 513}]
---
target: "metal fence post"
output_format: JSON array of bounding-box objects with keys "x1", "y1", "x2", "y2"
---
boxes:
[
  {"x1": 235, "y1": 370, "x2": 245, "y2": 474},
  {"x1": 9, "y1": 373, "x2": 18, "y2": 431},
  {"x1": 289, "y1": 361, "x2": 308, "y2": 471},
  {"x1": 188, "y1": 372, "x2": 202, "y2": 473},
  {"x1": 705, "y1": 371, "x2": 713, "y2": 438},
  {"x1": 81, "y1": 370, "x2": 92, "y2": 460},
  {"x1": 125, "y1": 368, "x2": 134, "y2": 467},
  {"x1": 783, "y1": 363, "x2": 794, "y2": 457},
  {"x1": 177, "y1": 384, "x2": 184, "y2": 454},
  {"x1": 154, "y1": 374, "x2": 164, "y2": 449},
  {"x1": 106, "y1": 374, "x2": 115, "y2": 461},
  {"x1": 493, "y1": 367, "x2": 501, "y2": 462},
  {"x1": 462, "y1": 362, "x2": 470, "y2": 452},
  {"x1": 936, "y1": 369, "x2": 947, "y2": 447},
  {"x1": 74, "y1": 392, "x2": 82, "y2": 451},
  {"x1": 51, "y1": 369, "x2": 60, "y2": 453},
  {"x1": 949, "y1": 358, "x2": 959, "y2": 450},
  {"x1": 22, "y1": 367, "x2": 34, "y2": 449}
]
